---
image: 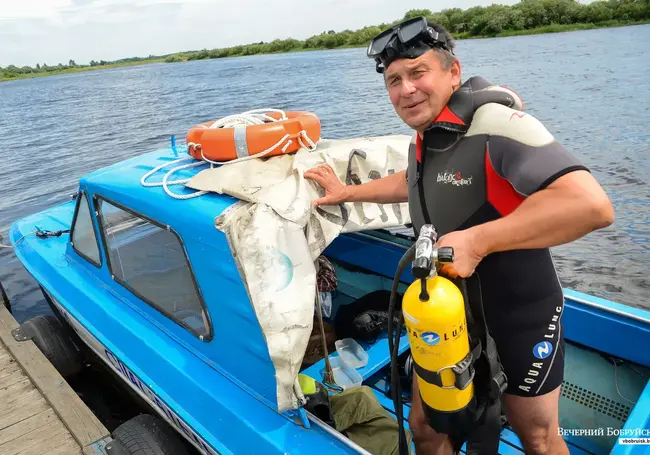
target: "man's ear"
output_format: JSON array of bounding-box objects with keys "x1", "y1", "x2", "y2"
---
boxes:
[{"x1": 451, "y1": 58, "x2": 462, "y2": 89}]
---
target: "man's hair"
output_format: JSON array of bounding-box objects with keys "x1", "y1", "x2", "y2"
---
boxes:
[{"x1": 427, "y1": 20, "x2": 457, "y2": 71}]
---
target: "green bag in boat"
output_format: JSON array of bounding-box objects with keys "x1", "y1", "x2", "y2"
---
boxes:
[{"x1": 331, "y1": 386, "x2": 414, "y2": 455}]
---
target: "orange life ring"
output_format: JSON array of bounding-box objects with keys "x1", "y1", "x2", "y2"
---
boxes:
[{"x1": 186, "y1": 111, "x2": 321, "y2": 162}]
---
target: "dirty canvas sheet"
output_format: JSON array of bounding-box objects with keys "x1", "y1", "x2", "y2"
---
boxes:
[{"x1": 186, "y1": 135, "x2": 412, "y2": 412}]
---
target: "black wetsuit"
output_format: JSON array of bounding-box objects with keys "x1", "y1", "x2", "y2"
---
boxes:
[{"x1": 406, "y1": 76, "x2": 589, "y2": 397}]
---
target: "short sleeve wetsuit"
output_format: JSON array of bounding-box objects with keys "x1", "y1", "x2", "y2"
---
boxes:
[{"x1": 406, "y1": 77, "x2": 589, "y2": 397}]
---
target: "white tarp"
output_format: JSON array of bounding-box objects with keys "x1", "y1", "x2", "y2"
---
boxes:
[{"x1": 186, "y1": 135, "x2": 412, "y2": 412}]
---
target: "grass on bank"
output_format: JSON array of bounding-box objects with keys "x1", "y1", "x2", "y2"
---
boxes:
[{"x1": 1, "y1": 59, "x2": 166, "y2": 82}]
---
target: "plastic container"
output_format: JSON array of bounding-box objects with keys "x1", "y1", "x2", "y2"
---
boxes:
[
  {"x1": 329, "y1": 356, "x2": 362, "y2": 390},
  {"x1": 335, "y1": 338, "x2": 369, "y2": 369}
]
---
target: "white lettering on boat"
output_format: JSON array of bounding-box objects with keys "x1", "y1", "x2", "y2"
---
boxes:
[
  {"x1": 104, "y1": 350, "x2": 218, "y2": 455},
  {"x1": 47, "y1": 295, "x2": 219, "y2": 455}
]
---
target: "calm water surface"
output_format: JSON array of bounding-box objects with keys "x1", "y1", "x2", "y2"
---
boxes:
[{"x1": 1, "y1": 24, "x2": 649, "y2": 325}]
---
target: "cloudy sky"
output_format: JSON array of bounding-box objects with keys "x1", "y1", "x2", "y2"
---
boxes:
[{"x1": 1, "y1": 0, "x2": 519, "y2": 67}]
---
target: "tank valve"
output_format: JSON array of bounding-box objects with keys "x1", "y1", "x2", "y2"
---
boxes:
[{"x1": 412, "y1": 225, "x2": 454, "y2": 302}]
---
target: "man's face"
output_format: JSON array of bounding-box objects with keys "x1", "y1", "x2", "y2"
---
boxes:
[{"x1": 384, "y1": 50, "x2": 461, "y2": 133}]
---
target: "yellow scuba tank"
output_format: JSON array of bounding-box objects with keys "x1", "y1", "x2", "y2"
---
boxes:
[{"x1": 402, "y1": 224, "x2": 476, "y2": 435}]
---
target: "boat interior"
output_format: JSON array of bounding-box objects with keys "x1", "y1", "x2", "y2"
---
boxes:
[{"x1": 300, "y1": 228, "x2": 650, "y2": 455}]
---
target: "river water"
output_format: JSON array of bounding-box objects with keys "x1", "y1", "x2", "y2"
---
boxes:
[{"x1": 1, "y1": 24, "x2": 649, "y2": 321}]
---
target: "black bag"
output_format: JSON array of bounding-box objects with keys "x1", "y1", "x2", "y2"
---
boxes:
[{"x1": 334, "y1": 290, "x2": 403, "y2": 342}]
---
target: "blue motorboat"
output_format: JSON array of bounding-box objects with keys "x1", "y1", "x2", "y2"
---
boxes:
[{"x1": 7, "y1": 142, "x2": 650, "y2": 455}]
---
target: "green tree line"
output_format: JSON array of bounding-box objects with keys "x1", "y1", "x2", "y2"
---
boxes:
[
  {"x1": 2, "y1": 0, "x2": 648, "y2": 80},
  {"x1": 0, "y1": 55, "x2": 163, "y2": 80},
  {"x1": 158, "y1": 0, "x2": 650, "y2": 62}
]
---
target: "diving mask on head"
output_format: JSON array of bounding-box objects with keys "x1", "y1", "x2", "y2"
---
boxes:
[{"x1": 366, "y1": 16, "x2": 453, "y2": 73}]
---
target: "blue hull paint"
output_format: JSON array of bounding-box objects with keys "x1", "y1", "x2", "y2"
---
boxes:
[
  {"x1": 7, "y1": 147, "x2": 650, "y2": 454},
  {"x1": 563, "y1": 288, "x2": 650, "y2": 368}
]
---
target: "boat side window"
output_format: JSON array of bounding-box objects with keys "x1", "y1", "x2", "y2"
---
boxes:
[
  {"x1": 71, "y1": 192, "x2": 101, "y2": 267},
  {"x1": 96, "y1": 198, "x2": 210, "y2": 339}
]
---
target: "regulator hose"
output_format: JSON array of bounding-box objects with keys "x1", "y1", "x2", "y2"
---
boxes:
[{"x1": 388, "y1": 243, "x2": 416, "y2": 455}]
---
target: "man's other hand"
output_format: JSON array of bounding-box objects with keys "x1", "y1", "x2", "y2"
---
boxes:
[{"x1": 436, "y1": 228, "x2": 485, "y2": 279}]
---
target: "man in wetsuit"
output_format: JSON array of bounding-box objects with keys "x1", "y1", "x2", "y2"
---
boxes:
[{"x1": 304, "y1": 17, "x2": 615, "y2": 455}]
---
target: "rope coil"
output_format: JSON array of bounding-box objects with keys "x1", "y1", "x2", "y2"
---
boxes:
[{"x1": 140, "y1": 156, "x2": 211, "y2": 200}]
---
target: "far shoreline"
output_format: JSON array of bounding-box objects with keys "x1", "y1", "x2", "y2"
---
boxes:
[{"x1": 2, "y1": 20, "x2": 648, "y2": 83}]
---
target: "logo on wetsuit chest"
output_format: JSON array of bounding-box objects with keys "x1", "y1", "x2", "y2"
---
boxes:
[
  {"x1": 518, "y1": 305, "x2": 563, "y2": 394},
  {"x1": 437, "y1": 170, "x2": 473, "y2": 186}
]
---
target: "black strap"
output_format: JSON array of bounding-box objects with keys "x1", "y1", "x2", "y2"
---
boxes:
[
  {"x1": 455, "y1": 276, "x2": 507, "y2": 393},
  {"x1": 465, "y1": 275, "x2": 508, "y2": 399},
  {"x1": 453, "y1": 275, "x2": 508, "y2": 454},
  {"x1": 412, "y1": 347, "x2": 477, "y2": 390},
  {"x1": 465, "y1": 397, "x2": 503, "y2": 455},
  {"x1": 455, "y1": 277, "x2": 480, "y2": 344},
  {"x1": 417, "y1": 153, "x2": 432, "y2": 225}
]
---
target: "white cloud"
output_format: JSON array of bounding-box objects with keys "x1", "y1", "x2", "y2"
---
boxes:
[
  {"x1": 0, "y1": 0, "x2": 72, "y2": 20},
  {"x1": 0, "y1": 0, "x2": 520, "y2": 67}
]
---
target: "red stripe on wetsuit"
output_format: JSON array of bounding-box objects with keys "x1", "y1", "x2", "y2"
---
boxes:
[{"x1": 485, "y1": 146, "x2": 525, "y2": 216}]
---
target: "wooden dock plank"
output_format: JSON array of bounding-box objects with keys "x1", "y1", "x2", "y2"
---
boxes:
[
  {"x1": 0, "y1": 348, "x2": 18, "y2": 373},
  {"x1": 0, "y1": 368, "x2": 24, "y2": 390},
  {"x1": 0, "y1": 357, "x2": 24, "y2": 389},
  {"x1": 0, "y1": 347, "x2": 12, "y2": 363},
  {"x1": 0, "y1": 409, "x2": 82, "y2": 455},
  {"x1": 0, "y1": 305, "x2": 110, "y2": 450},
  {"x1": 0, "y1": 408, "x2": 59, "y2": 446},
  {"x1": 0, "y1": 379, "x2": 50, "y2": 432}
]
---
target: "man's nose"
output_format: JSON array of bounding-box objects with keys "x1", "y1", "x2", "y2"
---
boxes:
[{"x1": 400, "y1": 78, "x2": 417, "y2": 97}]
